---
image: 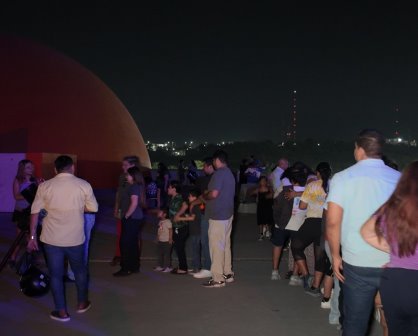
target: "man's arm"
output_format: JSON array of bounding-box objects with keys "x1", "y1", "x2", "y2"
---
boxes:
[
  {"x1": 203, "y1": 189, "x2": 219, "y2": 200},
  {"x1": 27, "y1": 213, "x2": 40, "y2": 252},
  {"x1": 326, "y1": 202, "x2": 344, "y2": 282},
  {"x1": 360, "y1": 216, "x2": 390, "y2": 253},
  {"x1": 85, "y1": 185, "x2": 99, "y2": 213}
]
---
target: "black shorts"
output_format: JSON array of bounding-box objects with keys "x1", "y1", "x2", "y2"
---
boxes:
[{"x1": 271, "y1": 226, "x2": 294, "y2": 247}]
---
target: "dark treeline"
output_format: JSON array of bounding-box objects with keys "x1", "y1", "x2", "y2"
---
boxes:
[{"x1": 149, "y1": 140, "x2": 418, "y2": 173}]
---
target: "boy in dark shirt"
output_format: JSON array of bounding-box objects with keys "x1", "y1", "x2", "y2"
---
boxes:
[{"x1": 177, "y1": 189, "x2": 202, "y2": 273}]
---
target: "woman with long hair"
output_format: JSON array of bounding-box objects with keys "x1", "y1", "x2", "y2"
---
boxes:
[
  {"x1": 291, "y1": 162, "x2": 332, "y2": 294},
  {"x1": 10, "y1": 159, "x2": 39, "y2": 267},
  {"x1": 361, "y1": 161, "x2": 418, "y2": 336},
  {"x1": 113, "y1": 166, "x2": 145, "y2": 276}
]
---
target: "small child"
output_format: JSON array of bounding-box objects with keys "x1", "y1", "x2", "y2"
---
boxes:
[
  {"x1": 176, "y1": 188, "x2": 202, "y2": 274},
  {"x1": 154, "y1": 208, "x2": 173, "y2": 272}
]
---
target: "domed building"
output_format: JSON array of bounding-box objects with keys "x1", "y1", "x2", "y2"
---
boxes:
[{"x1": 0, "y1": 35, "x2": 150, "y2": 190}]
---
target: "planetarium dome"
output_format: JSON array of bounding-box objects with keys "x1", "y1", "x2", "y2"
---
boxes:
[{"x1": 0, "y1": 35, "x2": 150, "y2": 188}]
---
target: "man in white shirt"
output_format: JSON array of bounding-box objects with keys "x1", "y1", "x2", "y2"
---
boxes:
[
  {"x1": 28, "y1": 155, "x2": 98, "y2": 322},
  {"x1": 326, "y1": 129, "x2": 400, "y2": 335},
  {"x1": 270, "y1": 158, "x2": 289, "y2": 198}
]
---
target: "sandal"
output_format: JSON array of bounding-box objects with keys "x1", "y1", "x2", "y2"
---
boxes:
[{"x1": 170, "y1": 268, "x2": 187, "y2": 275}]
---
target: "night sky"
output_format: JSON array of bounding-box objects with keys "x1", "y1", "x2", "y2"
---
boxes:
[{"x1": 1, "y1": 2, "x2": 418, "y2": 143}]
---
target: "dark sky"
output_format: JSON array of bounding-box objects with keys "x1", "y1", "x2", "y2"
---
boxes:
[{"x1": 1, "y1": 2, "x2": 418, "y2": 143}]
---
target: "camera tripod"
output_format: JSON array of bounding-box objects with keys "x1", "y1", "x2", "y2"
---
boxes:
[{"x1": 0, "y1": 229, "x2": 28, "y2": 273}]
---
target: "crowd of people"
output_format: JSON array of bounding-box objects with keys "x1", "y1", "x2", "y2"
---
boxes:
[{"x1": 8, "y1": 129, "x2": 417, "y2": 335}]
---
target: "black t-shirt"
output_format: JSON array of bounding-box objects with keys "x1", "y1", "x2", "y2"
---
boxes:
[
  {"x1": 272, "y1": 186, "x2": 293, "y2": 229},
  {"x1": 195, "y1": 174, "x2": 212, "y2": 194}
]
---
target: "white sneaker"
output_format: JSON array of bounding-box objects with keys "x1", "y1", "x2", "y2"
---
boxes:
[
  {"x1": 271, "y1": 270, "x2": 280, "y2": 280},
  {"x1": 162, "y1": 267, "x2": 173, "y2": 273},
  {"x1": 321, "y1": 298, "x2": 331, "y2": 309},
  {"x1": 265, "y1": 230, "x2": 271, "y2": 238},
  {"x1": 153, "y1": 266, "x2": 164, "y2": 272},
  {"x1": 193, "y1": 269, "x2": 212, "y2": 279},
  {"x1": 289, "y1": 275, "x2": 303, "y2": 286}
]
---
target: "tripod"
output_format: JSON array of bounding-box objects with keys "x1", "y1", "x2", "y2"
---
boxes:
[{"x1": 0, "y1": 229, "x2": 28, "y2": 273}]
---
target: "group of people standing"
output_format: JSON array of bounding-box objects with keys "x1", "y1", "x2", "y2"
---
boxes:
[
  {"x1": 247, "y1": 129, "x2": 417, "y2": 335},
  {"x1": 8, "y1": 128, "x2": 417, "y2": 334},
  {"x1": 109, "y1": 150, "x2": 236, "y2": 288}
]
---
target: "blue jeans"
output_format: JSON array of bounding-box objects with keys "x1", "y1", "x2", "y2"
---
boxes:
[
  {"x1": 200, "y1": 216, "x2": 211, "y2": 270},
  {"x1": 44, "y1": 243, "x2": 88, "y2": 311},
  {"x1": 190, "y1": 234, "x2": 201, "y2": 270},
  {"x1": 342, "y1": 262, "x2": 382, "y2": 336},
  {"x1": 67, "y1": 214, "x2": 96, "y2": 278}
]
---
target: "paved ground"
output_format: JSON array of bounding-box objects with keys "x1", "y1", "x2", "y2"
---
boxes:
[{"x1": 0, "y1": 190, "x2": 383, "y2": 336}]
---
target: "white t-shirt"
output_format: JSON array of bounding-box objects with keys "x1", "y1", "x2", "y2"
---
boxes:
[{"x1": 285, "y1": 185, "x2": 307, "y2": 231}]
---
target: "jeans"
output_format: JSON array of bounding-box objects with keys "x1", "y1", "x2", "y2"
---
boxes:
[
  {"x1": 324, "y1": 241, "x2": 341, "y2": 325},
  {"x1": 190, "y1": 234, "x2": 201, "y2": 270},
  {"x1": 200, "y1": 216, "x2": 211, "y2": 270},
  {"x1": 173, "y1": 226, "x2": 189, "y2": 271},
  {"x1": 44, "y1": 243, "x2": 88, "y2": 311},
  {"x1": 342, "y1": 262, "x2": 382, "y2": 336},
  {"x1": 157, "y1": 242, "x2": 172, "y2": 268},
  {"x1": 67, "y1": 214, "x2": 96, "y2": 279},
  {"x1": 120, "y1": 217, "x2": 141, "y2": 272}
]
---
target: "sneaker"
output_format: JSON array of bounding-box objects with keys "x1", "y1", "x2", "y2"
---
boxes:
[
  {"x1": 202, "y1": 279, "x2": 225, "y2": 288},
  {"x1": 188, "y1": 269, "x2": 199, "y2": 275},
  {"x1": 302, "y1": 274, "x2": 314, "y2": 289},
  {"x1": 223, "y1": 273, "x2": 234, "y2": 283},
  {"x1": 285, "y1": 270, "x2": 293, "y2": 279},
  {"x1": 162, "y1": 267, "x2": 173, "y2": 273},
  {"x1": 50, "y1": 311, "x2": 70, "y2": 322},
  {"x1": 76, "y1": 301, "x2": 92, "y2": 313},
  {"x1": 153, "y1": 266, "x2": 164, "y2": 272},
  {"x1": 258, "y1": 234, "x2": 264, "y2": 241},
  {"x1": 289, "y1": 275, "x2": 303, "y2": 286},
  {"x1": 321, "y1": 297, "x2": 331, "y2": 309},
  {"x1": 265, "y1": 230, "x2": 271, "y2": 238},
  {"x1": 305, "y1": 286, "x2": 321, "y2": 297},
  {"x1": 193, "y1": 269, "x2": 212, "y2": 279},
  {"x1": 271, "y1": 270, "x2": 280, "y2": 281}
]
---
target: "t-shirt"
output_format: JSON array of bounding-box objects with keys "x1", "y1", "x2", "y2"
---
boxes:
[
  {"x1": 188, "y1": 205, "x2": 202, "y2": 236},
  {"x1": 206, "y1": 166, "x2": 236, "y2": 220},
  {"x1": 195, "y1": 174, "x2": 212, "y2": 194},
  {"x1": 244, "y1": 167, "x2": 261, "y2": 184},
  {"x1": 284, "y1": 185, "x2": 307, "y2": 231},
  {"x1": 300, "y1": 180, "x2": 327, "y2": 218},
  {"x1": 326, "y1": 158, "x2": 400, "y2": 267},
  {"x1": 272, "y1": 186, "x2": 293, "y2": 229},
  {"x1": 120, "y1": 184, "x2": 144, "y2": 220},
  {"x1": 380, "y1": 215, "x2": 418, "y2": 271},
  {"x1": 169, "y1": 194, "x2": 187, "y2": 228},
  {"x1": 270, "y1": 166, "x2": 284, "y2": 198},
  {"x1": 158, "y1": 219, "x2": 172, "y2": 242}
]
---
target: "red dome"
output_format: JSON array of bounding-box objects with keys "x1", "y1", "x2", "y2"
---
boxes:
[{"x1": 0, "y1": 35, "x2": 150, "y2": 187}]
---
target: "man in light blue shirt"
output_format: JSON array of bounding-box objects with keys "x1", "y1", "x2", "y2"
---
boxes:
[{"x1": 326, "y1": 129, "x2": 400, "y2": 336}]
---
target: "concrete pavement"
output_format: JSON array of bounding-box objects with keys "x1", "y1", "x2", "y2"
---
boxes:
[{"x1": 0, "y1": 190, "x2": 382, "y2": 336}]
